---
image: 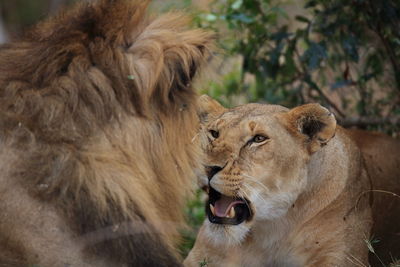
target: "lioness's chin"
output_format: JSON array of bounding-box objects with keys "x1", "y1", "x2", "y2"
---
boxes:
[
  {"x1": 203, "y1": 220, "x2": 250, "y2": 246},
  {"x1": 251, "y1": 199, "x2": 291, "y2": 221}
]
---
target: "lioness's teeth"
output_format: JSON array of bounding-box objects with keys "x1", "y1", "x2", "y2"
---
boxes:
[
  {"x1": 210, "y1": 204, "x2": 215, "y2": 216},
  {"x1": 228, "y1": 206, "x2": 235, "y2": 218}
]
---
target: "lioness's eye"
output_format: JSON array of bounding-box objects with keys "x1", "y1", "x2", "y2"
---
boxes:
[
  {"x1": 209, "y1": 130, "x2": 219, "y2": 139},
  {"x1": 253, "y1": 135, "x2": 268, "y2": 143}
]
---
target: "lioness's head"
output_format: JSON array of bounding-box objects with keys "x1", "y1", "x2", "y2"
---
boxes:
[{"x1": 197, "y1": 95, "x2": 336, "y2": 245}]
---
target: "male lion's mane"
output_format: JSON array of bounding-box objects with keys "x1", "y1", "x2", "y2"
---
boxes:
[{"x1": 0, "y1": 0, "x2": 214, "y2": 266}]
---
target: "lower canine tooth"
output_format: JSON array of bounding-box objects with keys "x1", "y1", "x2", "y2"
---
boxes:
[
  {"x1": 228, "y1": 206, "x2": 235, "y2": 218},
  {"x1": 210, "y1": 204, "x2": 215, "y2": 216}
]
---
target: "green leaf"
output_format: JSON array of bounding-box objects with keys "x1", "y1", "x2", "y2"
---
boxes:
[
  {"x1": 271, "y1": 30, "x2": 292, "y2": 41},
  {"x1": 302, "y1": 42, "x2": 327, "y2": 70},
  {"x1": 295, "y1": 15, "x2": 310, "y2": 23},
  {"x1": 342, "y1": 35, "x2": 359, "y2": 62},
  {"x1": 331, "y1": 80, "x2": 351, "y2": 90},
  {"x1": 365, "y1": 238, "x2": 380, "y2": 254},
  {"x1": 199, "y1": 258, "x2": 208, "y2": 267},
  {"x1": 270, "y1": 7, "x2": 289, "y2": 19},
  {"x1": 304, "y1": 0, "x2": 318, "y2": 8},
  {"x1": 204, "y1": 13, "x2": 217, "y2": 22},
  {"x1": 231, "y1": 0, "x2": 243, "y2": 10},
  {"x1": 231, "y1": 13, "x2": 254, "y2": 24}
]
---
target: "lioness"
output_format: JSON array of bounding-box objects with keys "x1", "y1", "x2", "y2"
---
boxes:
[
  {"x1": 186, "y1": 96, "x2": 399, "y2": 266},
  {"x1": 0, "y1": 0, "x2": 214, "y2": 266}
]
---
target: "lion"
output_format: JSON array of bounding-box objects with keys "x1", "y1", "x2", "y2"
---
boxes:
[
  {"x1": 185, "y1": 96, "x2": 400, "y2": 267},
  {"x1": 0, "y1": 1, "x2": 214, "y2": 266},
  {"x1": 347, "y1": 129, "x2": 400, "y2": 265}
]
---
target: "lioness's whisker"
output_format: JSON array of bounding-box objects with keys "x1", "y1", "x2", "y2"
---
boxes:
[
  {"x1": 242, "y1": 174, "x2": 271, "y2": 193},
  {"x1": 242, "y1": 183, "x2": 268, "y2": 204}
]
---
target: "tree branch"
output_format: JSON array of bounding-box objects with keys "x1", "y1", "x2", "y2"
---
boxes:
[
  {"x1": 339, "y1": 116, "x2": 400, "y2": 128},
  {"x1": 293, "y1": 47, "x2": 347, "y2": 118},
  {"x1": 310, "y1": 82, "x2": 347, "y2": 118}
]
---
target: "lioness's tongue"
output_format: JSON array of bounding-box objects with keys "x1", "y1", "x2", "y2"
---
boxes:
[{"x1": 214, "y1": 195, "x2": 245, "y2": 217}]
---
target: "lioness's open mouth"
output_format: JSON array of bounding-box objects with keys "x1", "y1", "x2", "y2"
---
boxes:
[{"x1": 205, "y1": 187, "x2": 252, "y2": 225}]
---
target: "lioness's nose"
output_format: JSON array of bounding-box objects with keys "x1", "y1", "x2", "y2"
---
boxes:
[{"x1": 205, "y1": 166, "x2": 223, "y2": 181}]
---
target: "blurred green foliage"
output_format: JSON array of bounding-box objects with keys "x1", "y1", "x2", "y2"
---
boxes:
[
  {"x1": 179, "y1": 189, "x2": 206, "y2": 257},
  {"x1": 1, "y1": 0, "x2": 50, "y2": 36},
  {"x1": 198, "y1": 0, "x2": 400, "y2": 133}
]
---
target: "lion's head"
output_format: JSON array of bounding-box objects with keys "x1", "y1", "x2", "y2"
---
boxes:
[
  {"x1": 0, "y1": 1, "x2": 215, "y2": 265},
  {"x1": 196, "y1": 96, "x2": 336, "y2": 245}
]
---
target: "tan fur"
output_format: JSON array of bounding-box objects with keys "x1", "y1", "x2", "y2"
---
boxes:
[
  {"x1": 184, "y1": 96, "x2": 398, "y2": 266},
  {"x1": 348, "y1": 129, "x2": 400, "y2": 265},
  {"x1": 0, "y1": 1, "x2": 215, "y2": 266}
]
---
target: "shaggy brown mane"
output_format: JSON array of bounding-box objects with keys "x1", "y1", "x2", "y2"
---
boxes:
[{"x1": 0, "y1": 0, "x2": 214, "y2": 266}]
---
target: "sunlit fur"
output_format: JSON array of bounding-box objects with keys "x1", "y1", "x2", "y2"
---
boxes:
[
  {"x1": 0, "y1": 1, "x2": 215, "y2": 266},
  {"x1": 202, "y1": 220, "x2": 250, "y2": 246},
  {"x1": 185, "y1": 96, "x2": 388, "y2": 267}
]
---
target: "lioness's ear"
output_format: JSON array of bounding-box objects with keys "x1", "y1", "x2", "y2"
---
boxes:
[
  {"x1": 283, "y1": 103, "x2": 336, "y2": 154},
  {"x1": 197, "y1": 95, "x2": 226, "y2": 124}
]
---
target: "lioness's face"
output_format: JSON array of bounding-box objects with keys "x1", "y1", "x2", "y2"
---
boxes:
[
  {"x1": 197, "y1": 96, "x2": 336, "y2": 245},
  {"x1": 199, "y1": 104, "x2": 309, "y2": 240}
]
